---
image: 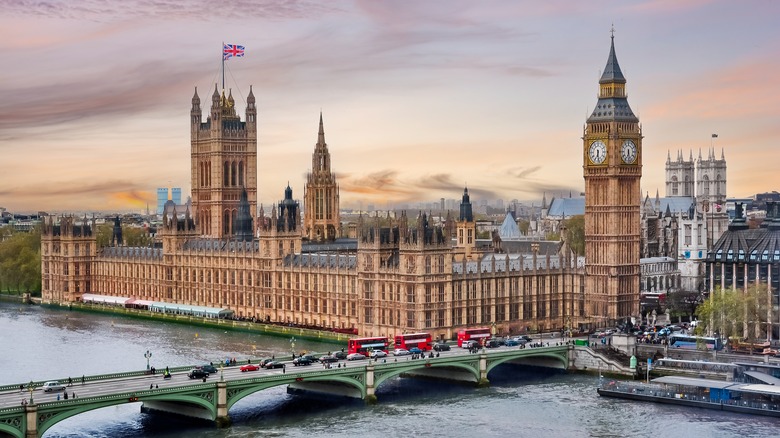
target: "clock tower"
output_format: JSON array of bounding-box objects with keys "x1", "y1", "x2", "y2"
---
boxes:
[{"x1": 583, "y1": 33, "x2": 642, "y2": 326}]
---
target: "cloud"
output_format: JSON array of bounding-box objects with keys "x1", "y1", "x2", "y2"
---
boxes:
[{"x1": 0, "y1": 0, "x2": 341, "y2": 21}]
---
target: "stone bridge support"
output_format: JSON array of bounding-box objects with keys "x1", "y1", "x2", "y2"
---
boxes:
[
  {"x1": 365, "y1": 364, "x2": 377, "y2": 404},
  {"x1": 478, "y1": 353, "x2": 489, "y2": 387},
  {"x1": 215, "y1": 381, "x2": 230, "y2": 427},
  {"x1": 25, "y1": 403, "x2": 37, "y2": 438}
]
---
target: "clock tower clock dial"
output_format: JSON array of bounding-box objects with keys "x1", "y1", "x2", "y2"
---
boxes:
[
  {"x1": 582, "y1": 33, "x2": 642, "y2": 325},
  {"x1": 588, "y1": 140, "x2": 607, "y2": 165},
  {"x1": 621, "y1": 139, "x2": 637, "y2": 164}
]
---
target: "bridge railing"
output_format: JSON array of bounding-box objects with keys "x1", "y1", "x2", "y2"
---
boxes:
[{"x1": 0, "y1": 365, "x2": 194, "y2": 393}]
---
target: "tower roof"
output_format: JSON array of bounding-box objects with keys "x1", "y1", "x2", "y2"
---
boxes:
[
  {"x1": 599, "y1": 35, "x2": 626, "y2": 84},
  {"x1": 587, "y1": 33, "x2": 638, "y2": 123}
]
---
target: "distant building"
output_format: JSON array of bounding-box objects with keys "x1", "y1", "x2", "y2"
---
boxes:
[{"x1": 156, "y1": 187, "x2": 182, "y2": 216}]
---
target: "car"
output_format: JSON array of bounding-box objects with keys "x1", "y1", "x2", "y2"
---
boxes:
[
  {"x1": 265, "y1": 361, "x2": 285, "y2": 369},
  {"x1": 485, "y1": 340, "x2": 501, "y2": 348},
  {"x1": 198, "y1": 364, "x2": 218, "y2": 374},
  {"x1": 370, "y1": 350, "x2": 387, "y2": 358},
  {"x1": 409, "y1": 347, "x2": 423, "y2": 355},
  {"x1": 319, "y1": 355, "x2": 339, "y2": 363},
  {"x1": 331, "y1": 351, "x2": 348, "y2": 360},
  {"x1": 299, "y1": 354, "x2": 319, "y2": 362},
  {"x1": 187, "y1": 368, "x2": 209, "y2": 379},
  {"x1": 240, "y1": 363, "x2": 260, "y2": 372},
  {"x1": 347, "y1": 353, "x2": 366, "y2": 361},
  {"x1": 504, "y1": 339, "x2": 519, "y2": 347},
  {"x1": 433, "y1": 343, "x2": 450, "y2": 352},
  {"x1": 462, "y1": 340, "x2": 480, "y2": 350},
  {"x1": 510, "y1": 337, "x2": 529, "y2": 345},
  {"x1": 393, "y1": 348, "x2": 411, "y2": 356},
  {"x1": 42, "y1": 381, "x2": 66, "y2": 392},
  {"x1": 293, "y1": 357, "x2": 313, "y2": 366}
]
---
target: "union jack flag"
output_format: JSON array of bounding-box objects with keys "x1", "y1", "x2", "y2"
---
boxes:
[{"x1": 223, "y1": 44, "x2": 245, "y2": 60}]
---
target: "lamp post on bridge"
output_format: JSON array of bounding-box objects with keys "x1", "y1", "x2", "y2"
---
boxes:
[
  {"x1": 144, "y1": 350, "x2": 152, "y2": 371},
  {"x1": 290, "y1": 337, "x2": 296, "y2": 359},
  {"x1": 27, "y1": 380, "x2": 34, "y2": 404}
]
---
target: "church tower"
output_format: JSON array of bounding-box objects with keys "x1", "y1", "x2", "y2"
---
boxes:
[
  {"x1": 190, "y1": 84, "x2": 258, "y2": 238},
  {"x1": 583, "y1": 33, "x2": 642, "y2": 325},
  {"x1": 665, "y1": 150, "x2": 694, "y2": 197},
  {"x1": 304, "y1": 113, "x2": 341, "y2": 241}
]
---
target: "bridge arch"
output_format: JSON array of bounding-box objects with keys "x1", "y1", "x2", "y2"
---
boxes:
[
  {"x1": 485, "y1": 351, "x2": 568, "y2": 374},
  {"x1": 37, "y1": 392, "x2": 217, "y2": 437},
  {"x1": 373, "y1": 359, "x2": 481, "y2": 389},
  {"x1": 227, "y1": 374, "x2": 366, "y2": 409}
]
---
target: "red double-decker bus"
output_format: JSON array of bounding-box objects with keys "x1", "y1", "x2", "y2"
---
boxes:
[
  {"x1": 347, "y1": 336, "x2": 389, "y2": 355},
  {"x1": 457, "y1": 327, "x2": 491, "y2": 347},
  {"x1": 394, "y1": 333, "x2": 433, "y2": 351}
]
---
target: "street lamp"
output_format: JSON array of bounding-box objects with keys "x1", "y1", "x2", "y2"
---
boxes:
[
  {"x1": 144, "y1": 350, "x2": 152, "y2": 371},
  {"x1": 290, "y1": 337, "x2": 296, "y2": 358},
  {"x1": 28, "y1": 381, "x2": 34, "y2": 404}
]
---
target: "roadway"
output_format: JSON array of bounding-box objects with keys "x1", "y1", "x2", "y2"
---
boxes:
[{"x1": 0, "y1": 337, "x2": 570, "y2": 409}]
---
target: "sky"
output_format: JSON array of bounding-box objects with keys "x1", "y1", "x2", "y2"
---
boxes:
[{"x1": 1, "y1": 0, "x2": 779, "y2": 214}]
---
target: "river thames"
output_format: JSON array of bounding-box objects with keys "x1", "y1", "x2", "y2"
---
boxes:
[{"x1": 1, "y1": 301, "x2": 776, "y2": 438}]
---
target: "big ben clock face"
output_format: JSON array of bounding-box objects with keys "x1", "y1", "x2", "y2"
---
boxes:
[
  {"x1": 588, "y1": 140, "x2": 607, "y2": 165},
  {"x1": 621, "y1": 139, "x2": 637, "y2": 164}
]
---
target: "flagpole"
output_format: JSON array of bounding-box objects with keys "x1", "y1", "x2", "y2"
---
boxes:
[{"x1": 221, "y1": 41, "x2": 225, "y2": 91}]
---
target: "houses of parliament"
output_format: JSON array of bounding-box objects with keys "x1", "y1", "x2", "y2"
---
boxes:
[{"x1": 40, "y1": 36, "x2": 642, "y2": 339}]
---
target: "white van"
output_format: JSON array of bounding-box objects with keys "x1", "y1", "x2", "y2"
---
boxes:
[{"x1": 42, "y1": 381, "x2": 66, "y2": 392}]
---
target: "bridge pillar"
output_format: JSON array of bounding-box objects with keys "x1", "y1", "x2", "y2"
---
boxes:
[
  {"x1": 215, "y1": 381, "x2": 231, "y2": 427},
  {"x1": 365, "y1": 364, "x2": 377, "y2": 404},
  {"x1": 477, "y1": 353, "x2": 490, "y2": 387},
  {"x1": 25, "y1": 403, "x2": 37, "y2": 438}
]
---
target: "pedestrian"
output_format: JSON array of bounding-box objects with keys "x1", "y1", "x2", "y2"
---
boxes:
[
  {"x1": 68, "y1": 377, "x2": 73, "y2": 387},
  {"x1": 64, "y1": 392, "x2": 68, "y2": 400},
  {"x1": 19, "y1": 384, "x2": 23, "y2": 392},
  {"x1": 150, "y1": 384, "x2": 153, "y2": 390},
  {"x1": 272, "y1": 355, "x2": 275, "y2": 360},
  {"x1": 82, "y1": 375, "x2": 85, "y2": 385},
  {"x1": 57, "y1": 394, "x2": 60, "y2": 401},
  {"x1": 283, "y1": 364, "x2": 286, "y2": 374},
  {"x1": 72, "y1": 392, "x2": 75, "y2": 399}
]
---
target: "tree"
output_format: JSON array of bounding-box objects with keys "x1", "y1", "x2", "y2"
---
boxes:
[
  {"x1": 0, "y1": 226, "x2": 41, "y2": 294},
  {"x1": 517, "y1": 219, "x2": 530, "y2": 235},
  {"x1": 95, "y1": 223, "x2": 113, "y2": 247},
  {"x1": 695, "y1": 284, "x2": 772, "y2": 343},
  {"x1": 123, "y1": 226, "x2": 153, "y2": 247},
  {"x1": 563, "y1": 215, "x2": 584, "y2": 256}
]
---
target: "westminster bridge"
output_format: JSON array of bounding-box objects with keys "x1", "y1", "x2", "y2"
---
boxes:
[{"x1": 0, "y1": 344, "x2": 629, "y2": 438}]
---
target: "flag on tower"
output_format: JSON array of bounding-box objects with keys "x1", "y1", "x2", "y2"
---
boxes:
[
  {"x1": 223, "y1": 44, "x2": 245, "y2": 60},
  {"x1": 711, "y1": 134, "x2": 718, "y2": 138}
]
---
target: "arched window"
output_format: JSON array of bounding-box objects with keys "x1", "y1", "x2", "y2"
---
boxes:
[
  {"x1": 238, "y1": 161, "x2": 244, "y2": 186},
  {"x1": 223, "y1": 161, "x2": 229, "y2": 186},
  {"x1": 223, "y1": 210, "x2": 231, "y2": 235},
  {"x1": 231, "y1": 161, "x2": 237, "y2": 186}
]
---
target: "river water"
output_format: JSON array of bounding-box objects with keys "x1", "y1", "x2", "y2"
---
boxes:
[{"x1": 1, "y1": 301, "x2": 776, "y2": 438}]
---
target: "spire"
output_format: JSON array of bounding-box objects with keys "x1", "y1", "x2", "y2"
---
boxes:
[
  {"x1": 318, "y1": 111, "x2": 325, "y2": 145},
  {"x1": 721, "y1": 147, "x2": 725, "y2": 160},
  {"x1": 599, "y1": 29, "x2": 626, "y2": 84},
  {"x1": 459, "y1": 187, "x2": 473, "y2": 222},
  {"x1": 588, "y1": 30, "x2": 636, "y2": 123},
  {"x1": 666, "y1": 150, "x2": 671, "y2": 163},
  {"x1": 247, "y1": 85, "x2": 255, "y2": 104}
]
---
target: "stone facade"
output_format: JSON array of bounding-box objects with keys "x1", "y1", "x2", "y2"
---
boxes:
[{"x1": 40, "y1": 37, "x2": 642, "y2": 338}]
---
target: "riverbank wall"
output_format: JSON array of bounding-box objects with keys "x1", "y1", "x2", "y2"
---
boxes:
[{"x1": 39, "y1": 301, "x2": 349, "y2": 345}]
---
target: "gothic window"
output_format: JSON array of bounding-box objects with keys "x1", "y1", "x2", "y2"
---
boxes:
[
  {"x1": 671, "y1": 176, "x2": 678, "y2": 196},
  {"x1": 223, "y1": 161, "x2": 229, "y2": 186},
  {"x1": 702, "y1": 175, "x2": 710, "y2": 196},
  {"x1": 238, "y1": 161, "x2": 244, "y2": 186},
  {"x1": 425, "y1": 256, "x2": 431, "y2": 274},
  {"x1": 223, "y1": 210, "x2": 231, "y2": 235},
  {"x1": 231, "y1": 161, "x2": 237, "y2": 186},
  {"x1": 684, "y1": 175, "x2": 690, "y2": 196}
]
